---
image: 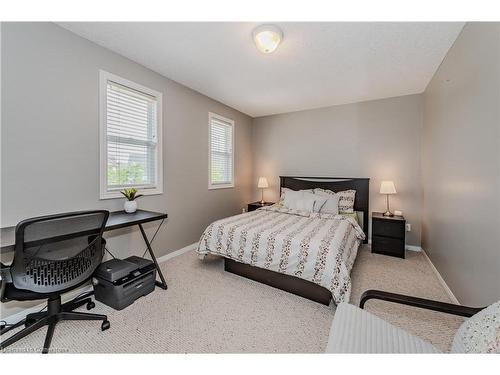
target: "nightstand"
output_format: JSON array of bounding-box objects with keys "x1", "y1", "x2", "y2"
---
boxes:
[
  {"x1": 248, "y1": 201, "x2": 274, "y2": 212},
  {"x1": 371, "y1": 212, "x2": 406, "y2": 258}
]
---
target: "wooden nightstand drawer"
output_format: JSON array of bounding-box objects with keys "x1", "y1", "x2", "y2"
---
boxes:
[
  {"x1": 371, "y1": 212, "x2": 406, "y2": 258},
  {"x1": 372, "y1": 235, "x2": 405, "y2": 258},
  {"x1": 372, "y1": 218, "x2": 405, "y2": 239}
]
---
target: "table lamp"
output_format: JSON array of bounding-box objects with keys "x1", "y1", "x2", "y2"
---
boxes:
[
  {"x1": 258, "y1": 177, "x2": 269, "y2": 204},
  {"x1": 380, "y1": 180, "x2": 397, "y2": 217}
]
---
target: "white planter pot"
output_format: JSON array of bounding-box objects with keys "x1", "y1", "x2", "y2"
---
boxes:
[{"x1": 124, "y1": 200, "x2": 137, "y2": 213}]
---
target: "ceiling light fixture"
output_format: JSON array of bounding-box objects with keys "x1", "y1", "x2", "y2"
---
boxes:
[{"x1": 252, "y1": 24, "x2": 283, "y2": 54}]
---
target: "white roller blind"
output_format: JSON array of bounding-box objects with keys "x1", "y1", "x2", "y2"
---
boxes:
[
  {"x1": 209, "y1": 113, "x2": 234, "y2": 188},
  {"x1": 106, "y1": 81, "x2": 158, "y2": 189}
]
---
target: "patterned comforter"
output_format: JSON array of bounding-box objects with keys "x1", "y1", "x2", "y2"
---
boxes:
[{"x1": 196, "y1": 205, "x2": 366, "y2": 304}]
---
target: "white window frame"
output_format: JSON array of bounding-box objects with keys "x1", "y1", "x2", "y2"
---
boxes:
[
  {"x1": 208, "y1": 112, "x2": 235, "y2": 190},
  {"x1": 99, "y1": 70, "x2": 163, "y2": 199}
]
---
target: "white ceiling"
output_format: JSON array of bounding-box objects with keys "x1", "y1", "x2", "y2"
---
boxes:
[{"x1": 58, "y1": 22, "x2": 464, "y2": 117}]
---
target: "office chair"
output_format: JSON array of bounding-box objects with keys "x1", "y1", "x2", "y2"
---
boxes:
[{"x1": 0, "y1": 210, "x2": 110, "y2": 353}]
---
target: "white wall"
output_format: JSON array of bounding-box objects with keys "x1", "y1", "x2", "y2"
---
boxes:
[
  {"x1": 252, "y1": 94, "x2": 423, "y2": 246},
  {"x1": 1, "y1": 23, "x2": 253, "y2": 317},
  {"x1": 422, "y1": 22, "x2": 500, "y2": 306}
]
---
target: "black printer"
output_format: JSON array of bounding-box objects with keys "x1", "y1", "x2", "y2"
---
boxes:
[{"x1": 93, "y1": 256, "x2": 156, "y2": 310}]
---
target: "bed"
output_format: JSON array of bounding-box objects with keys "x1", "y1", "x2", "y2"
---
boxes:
[{"x1": 197, "y1": 176, "x2": 369, "y2": 305}]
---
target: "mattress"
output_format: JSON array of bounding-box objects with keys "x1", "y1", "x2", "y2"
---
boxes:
[{"x1": 197, "y1": 205, "x2": 365, "y2": 304}]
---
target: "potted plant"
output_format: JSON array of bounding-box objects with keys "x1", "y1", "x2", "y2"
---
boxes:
[{"x1": 120, "y1": 188, "x2": 143, "y2": 213}]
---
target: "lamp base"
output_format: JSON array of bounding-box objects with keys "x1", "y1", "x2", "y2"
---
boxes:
[
  {"x1": 383, "y1": 210, "x2": 394, "y2": 217},
  {"x1": 260, "y1": 200, "x2": 265, "y2": 205}
]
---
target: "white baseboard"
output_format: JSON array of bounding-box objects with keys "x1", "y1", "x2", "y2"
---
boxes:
[
  {"x1": 367, "y1": 239, "x2": 422, "y2": 252},
  {"x1": 421, "y1": 248, "x2": 460, "y2": 304},
  {"x1": 1, "y1": 242, "x2": 199, "y2": 325},
  {"x1": 405, "y1": 245, "x2": 422, "y2": 252},
  {"x1": 156, "y1": 242, "x2": 198, "y2": 263},
  {"x1": 366, "y1": 239, "x2": 458, "y2": 303}
]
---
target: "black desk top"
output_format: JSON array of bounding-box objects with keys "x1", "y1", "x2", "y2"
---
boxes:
[
  {"x1": 105, "y1": 210, "x2": 168, "y2": 231},
  {"x1": 0, "y1": 209, "x2": 168, "y2": 254}
]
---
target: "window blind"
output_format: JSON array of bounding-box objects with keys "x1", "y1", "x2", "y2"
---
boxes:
[
  {"x1": 106, "y1": 81, "x2": 158, "y2": 190},
  {"x1": 209, "y1": 115, "x2": 233, "y2": 187}
]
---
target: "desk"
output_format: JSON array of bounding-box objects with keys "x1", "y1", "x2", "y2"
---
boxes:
[{"x1": 0, "y1": 209, "x2": 169, "y2": 290}]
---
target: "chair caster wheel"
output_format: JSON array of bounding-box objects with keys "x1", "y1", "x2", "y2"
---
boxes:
[
  {"x1": 101, "y1": 320, "x2": 110, "y2": 331},
  {"x1": 86, "y1": 301, "x2": 96, "y2": 310}
]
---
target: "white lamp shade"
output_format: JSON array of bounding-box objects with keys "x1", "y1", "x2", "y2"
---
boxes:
[
  {"x1": 257, "y1": 177, "x2": 269, "y2": 188},
  {"x1": 380, "y1": 180, "x2": 397, "y2": 194}
]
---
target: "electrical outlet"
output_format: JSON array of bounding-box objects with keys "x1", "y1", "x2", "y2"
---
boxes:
[{"x1": 406, "y1": 223, "x2": 411, "y2": 232}]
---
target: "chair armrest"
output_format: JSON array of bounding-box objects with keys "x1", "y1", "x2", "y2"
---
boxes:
[
  {"x1": 0, "y1": 263, "x2": 12, "y2": 304},
  {"x1": 360, "y1": 289, "x2": 485, "y2": 318},
  {"x1": 0, "y1": 263, "x2": 12, "y2": 283}
]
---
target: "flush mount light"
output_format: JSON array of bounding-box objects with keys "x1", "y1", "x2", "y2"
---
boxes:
[{"x1": 252, "y1": 24, "x2": 283, "y2": 54}]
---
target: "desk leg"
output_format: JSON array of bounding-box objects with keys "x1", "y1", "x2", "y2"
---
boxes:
[{"x1": 138, "y1": 223, "x2": 168, "y2": 290}]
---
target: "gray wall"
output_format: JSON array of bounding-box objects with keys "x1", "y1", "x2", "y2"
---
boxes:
[
  {"x1": 1, "y1": 23, "x2": 253, "y2": 316},
  {"x1": 2, "y1": 21, "x2": 499, "y2": 316},
  {"x1": 252, "y1": 94, "x2": 423, "y2": 246},
  {"x1": 422, "y1": 23, "x2": 500, "y2": 305}
]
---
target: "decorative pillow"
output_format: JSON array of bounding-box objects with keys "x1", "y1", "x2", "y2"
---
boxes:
[
  {"x1": 314, "y1": 188, "x2": 356, "y2": 214},
  {"x1": 451, "y1": 300, "x2": 500, "y2": 353},
  {"x1": 338, "y1": 190, "x2": 356, "y2": 213}
]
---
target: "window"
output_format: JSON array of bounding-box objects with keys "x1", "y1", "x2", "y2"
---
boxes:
[
  {"x1": 99, "y1": 71, "x2": 163, "y2": 199},
  {"x1": 208, "y1": 112, "x2": 234, "y2": 189}
]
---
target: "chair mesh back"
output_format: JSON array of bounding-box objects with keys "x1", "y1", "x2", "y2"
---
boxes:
[{"x1": 12, "y1": 211, "x2": 109, "y2": 293}]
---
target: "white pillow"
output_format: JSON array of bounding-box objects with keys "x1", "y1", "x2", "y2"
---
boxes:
[
  {"x1": 280, "y1": 188, "x2": 313, "y2": 201},
  {"x1": 319, "y1": 194, "x2": 339, "y2": 215},
  {"x1": 314, "y1": 188, "x2": 356, "y2": 214},
  {"x1": 451, "y1": 300, "x2": 500, "y2": 353},
  {"x1": 282, "y1": 189, "x2": 326, "y2": 213},
  {"x1": 294, "y1": 198, "x2": 315, "y2": 212},
  {"x1": 301, "y1": 191, "x2": 327, "y2": 213},
  {"x1": 314, "y1": 188, "x2": 334, "y2": 198},
  {"x1": 282, "y1": 189, "x2": 303, "y2": 208}
]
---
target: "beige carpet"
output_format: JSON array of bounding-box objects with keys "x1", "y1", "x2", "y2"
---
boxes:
[{"x1": 1, "y1": 245, "x2": 463, "y2": 353}]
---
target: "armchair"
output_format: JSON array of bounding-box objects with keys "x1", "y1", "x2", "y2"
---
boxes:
[{"x1": 326, "y1": 289, "x2": 497, "y2": 353}]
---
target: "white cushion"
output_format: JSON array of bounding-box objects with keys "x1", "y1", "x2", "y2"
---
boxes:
[
  {"x1": 282, "y1": 189, "x2": 303, "y2": 209},
  {"x1": 282, "y1": 188, "x2": 326, "y2": 213},
  {"x1": 326, "y1": 303, "x2": 440, "y2": 353},
  {"x1": 318, "y1": 194, "x2": 339, "y2": 215},
  {"x1": 309, "y1": 194, "x2": 327, "y2": 213},
  {"x1": 280, "y1": 188, "x2": 312, "y2": 201},
  {"x1": 451, "y1": 300, "x2": 500, "y2": 353},
  {"x1": 294, "y1": 198, "x2": 315, "y2": 212}
]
